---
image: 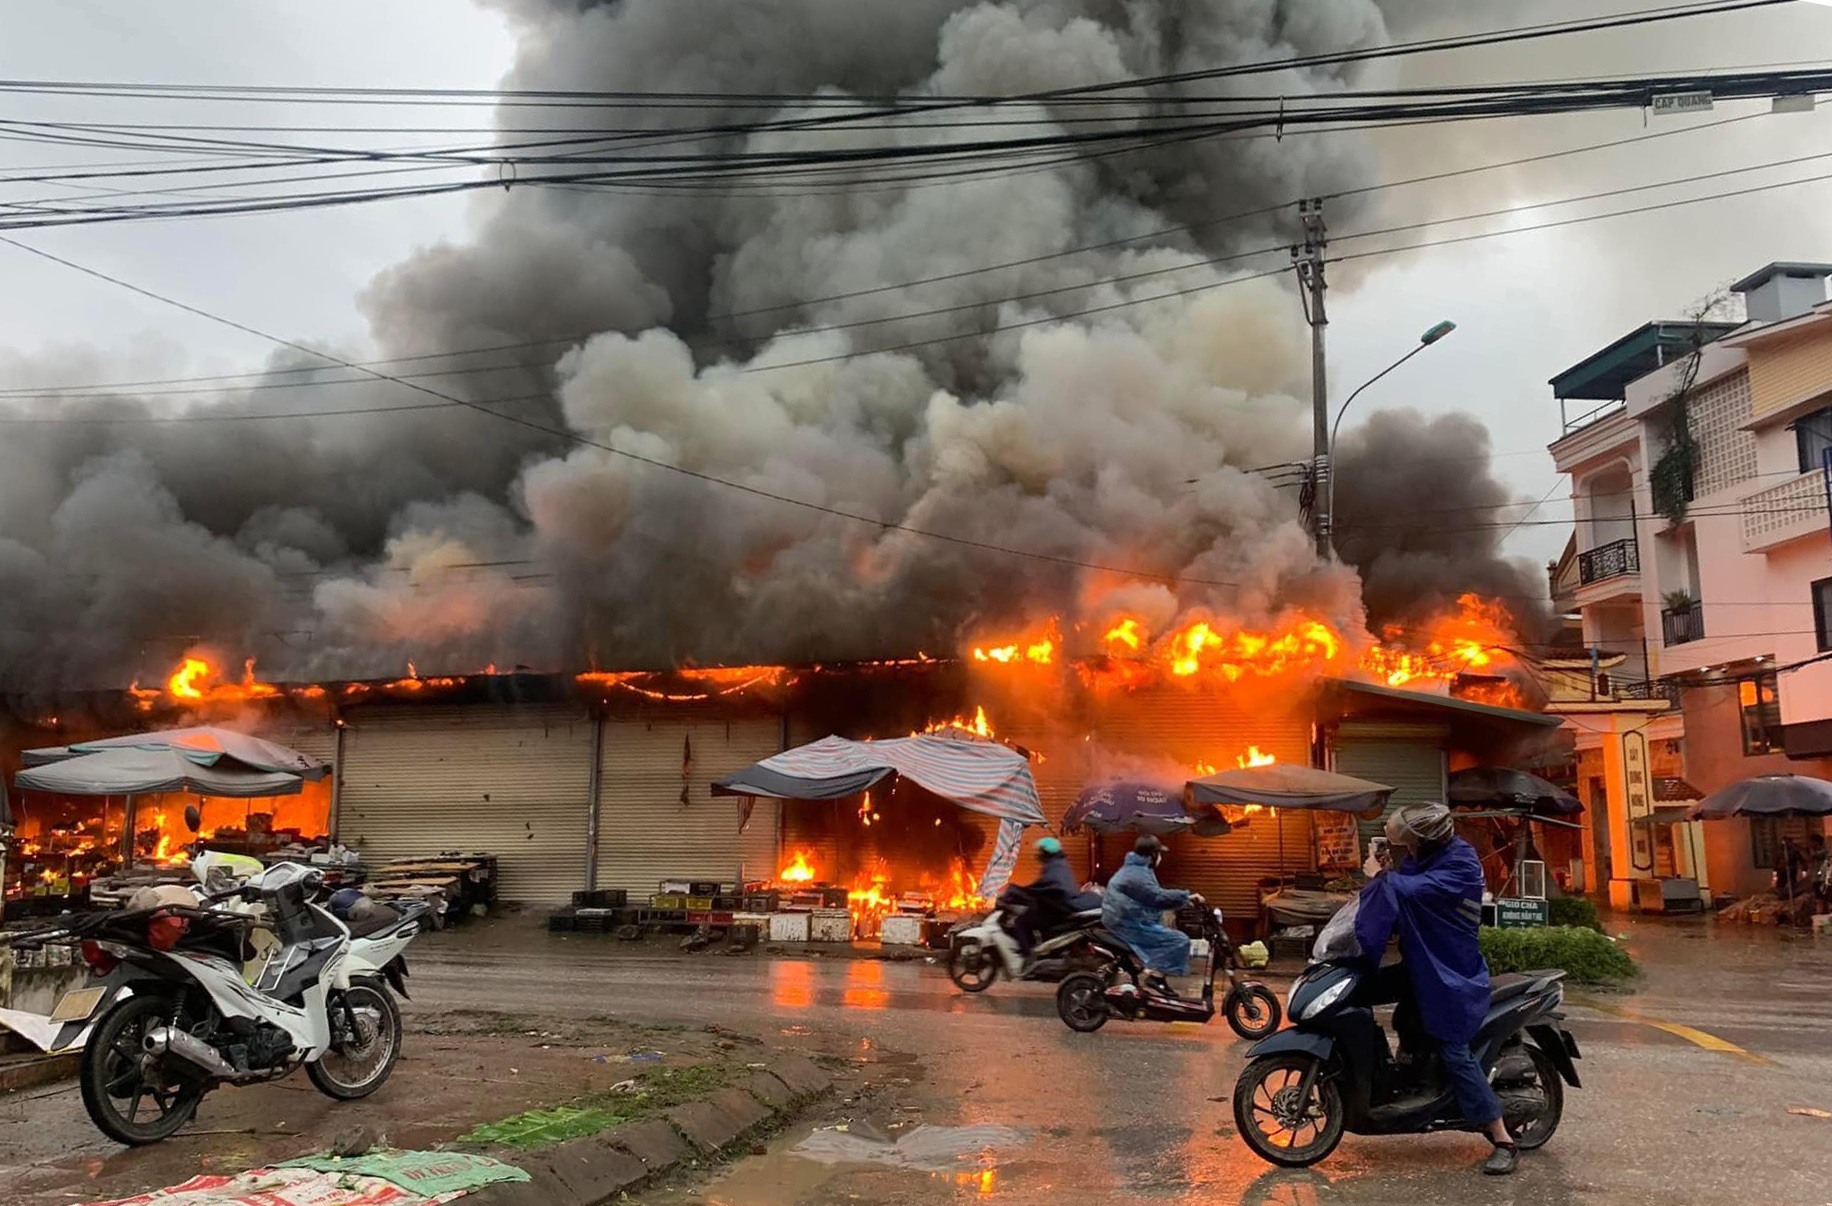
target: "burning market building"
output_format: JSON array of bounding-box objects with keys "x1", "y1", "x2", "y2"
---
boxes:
[{"x1": 2, "y1": 598, "x2": 1558, "y2": 936}]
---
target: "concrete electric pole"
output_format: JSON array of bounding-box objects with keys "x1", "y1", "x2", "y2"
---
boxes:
[{"x1": 1293, "y1": 198, "x2": 1330, "y2": 558}]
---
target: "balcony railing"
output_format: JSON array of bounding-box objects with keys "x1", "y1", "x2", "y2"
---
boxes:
[
  {"x1": 1616, "y1": 678, "x2": 1686, "y2": 706},
  {"x1": 1740, "y1": 467, "x2": 1827, "y2": 553},
  {"x1": 1577, "y1": 537, "x2": 1640, "y2": 585},
  {"x1": 1662, "y1": 601, "x2": 1705, "y2": 646}
]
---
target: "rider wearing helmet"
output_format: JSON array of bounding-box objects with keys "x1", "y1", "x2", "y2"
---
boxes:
[
  {"x1": 1355, "y1": 802, "x2": 1517, "y2": 1175},
  {"x1": 1101, "y1": 834, "x2": 1195, "y2": 996},
  {"x1": 1012, "y1": 836, "x2": 1100, "y2": 961}
]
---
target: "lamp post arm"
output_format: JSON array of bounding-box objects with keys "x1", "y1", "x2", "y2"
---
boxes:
[{"x1": 1330, "y1": 340, "x2": 1432, "y2": 451}]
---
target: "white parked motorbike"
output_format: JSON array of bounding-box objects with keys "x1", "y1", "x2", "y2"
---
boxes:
[
  {"x1": 948, "y1": 887, "x2": 1107, "y2": 992},
  {"x1": 9, "y1": 860, "x2": 426, "y2": 1145}
]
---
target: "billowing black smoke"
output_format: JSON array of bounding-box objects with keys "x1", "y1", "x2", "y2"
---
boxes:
[
  {"x1": 1333, "y1": 408, "x2": 1548, "y2": 636},
  {"x1": 0, "y1": 0, "x2": 1544, "y2": 691}
]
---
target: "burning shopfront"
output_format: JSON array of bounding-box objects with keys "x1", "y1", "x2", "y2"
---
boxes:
[{"x1": 2, "y1": 597, "x2": 1555, "y2": 933}]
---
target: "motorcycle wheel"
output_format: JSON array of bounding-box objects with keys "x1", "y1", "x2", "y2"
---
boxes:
[
  {"x1": 1055, "y1": 971, "x2": 1110, "y2": 1033},
  {"x1": 79, "y1": 995, "x2": 206, "y2": 1146},
  {"x1": 948, "y1": 941, "x2": 998, "y2": 993},
  {"x1": 308, "y1": 980, "x2": 402, "y2": 1100},
  {"x1": 1233, "y1": 1054, "x2": 1345, "y2": 1168},
  {"x1": 1497, "y1": 1043, "x2": 1564, "y2": 1150},
  {"x1": 1225, "y1": 983, "x2": 1283, "y2": 1040}
]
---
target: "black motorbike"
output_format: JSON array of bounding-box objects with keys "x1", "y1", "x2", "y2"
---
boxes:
[
  {"x1": 1055, "y1": 897, "x2": 1282, "y2": 1040},
  {"x1": 1231, "y1": 898, "x2": 1580, "y2": 1167}
]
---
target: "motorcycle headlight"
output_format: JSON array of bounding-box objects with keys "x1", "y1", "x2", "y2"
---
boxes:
[{"x1": 1297, "y1": 976, "x2": 1352, "y2": 1021}]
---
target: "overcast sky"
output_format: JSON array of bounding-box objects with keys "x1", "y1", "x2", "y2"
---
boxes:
[{"x1": 3, "y1": 0, "x2": 1831, "y2": 580}]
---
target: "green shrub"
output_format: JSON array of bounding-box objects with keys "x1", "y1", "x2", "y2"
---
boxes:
[
  {"x1": 1480, "y1": 924, "x2": 1637, "y2": 984},
  {"x1": 1545, "y1": 896, "x2": 1602, "y2": 933}
]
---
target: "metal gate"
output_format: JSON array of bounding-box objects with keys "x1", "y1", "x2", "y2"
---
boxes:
[
  {"x1": 594, "y1": 717, "x2": 783, "y2": 896},
  {"x1": 1332, "y1": 726, "x2": 1448, "y2": 860},
  {"x1": 336, "y1": 704, "x2": 593, "y2": 902}
]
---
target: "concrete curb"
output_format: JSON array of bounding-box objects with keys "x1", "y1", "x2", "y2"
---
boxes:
[{"x1": 464, "y1": 1058, "x2": 833, "y2": 1206}]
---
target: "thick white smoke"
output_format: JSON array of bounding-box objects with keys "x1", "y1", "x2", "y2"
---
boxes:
[{"x1": 0, "y1": 0, "x2": 1544, "y2": 692}]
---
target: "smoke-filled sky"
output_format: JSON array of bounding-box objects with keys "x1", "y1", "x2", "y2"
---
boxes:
[{"x1": 2, "y1": 0, "x2": 1831, "y2": 691}]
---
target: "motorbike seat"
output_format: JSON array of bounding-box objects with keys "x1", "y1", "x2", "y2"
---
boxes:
[
  {"x1": 1071, "y1": 908, "x2": 1103, "y2": 922},
  {"x1": 1487, "y1": 973, "x2": 1536, "y2": 1004},
  {"x1": 344, "y1": 903, "x2": 402, "y2": 938}
]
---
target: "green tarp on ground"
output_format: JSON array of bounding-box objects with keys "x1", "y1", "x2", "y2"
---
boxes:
[{"x1": 279, "y1": 1150, "x2": 530, "y2": 1197}]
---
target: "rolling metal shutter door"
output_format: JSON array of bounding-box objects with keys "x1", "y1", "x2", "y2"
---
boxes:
[
  {"x1": 1332, "y1": 734, "x2": 1447, "y2": 860},
  {"x1": 595, "y1": 718, "x2": 783, "y2": 896},
  {"x1": 1092, "y1": 690, "x2": 1315, "y2": 917},
  {"x1": 337, "y1": 704, "x2": 593, "y2": 903}
]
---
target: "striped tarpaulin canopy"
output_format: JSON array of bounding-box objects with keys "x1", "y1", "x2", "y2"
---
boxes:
[{"x1": 712, "y1": 732, "x2": 1045, "y2": 824}]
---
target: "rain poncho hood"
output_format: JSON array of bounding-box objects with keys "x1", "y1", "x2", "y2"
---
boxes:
[
  {"x1": 1101, "y1": 851, "x2": 1193, "y2": 975},
  {"x1": 1354, "y1": 836, "x2": 1489, "y2": 1044}
]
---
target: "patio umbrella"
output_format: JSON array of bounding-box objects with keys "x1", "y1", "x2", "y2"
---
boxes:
[
  {"x1": 1448, "y1": 766, "x2": 1582, "y2": 816},
  {"x1": 22, "y1": 726, "x2": 328, "y2": 780},
  {"x1": 1064, "y1": 781, "x2": 1232, "y2": 837},
  {"x1": 14, "y1": 746, "x2": 308, "y2": 798},
  {"x1": 1687, "y1": 774, "x2": 1832, "y2": 820},
  {"x1": 1185, "y1": 763, "x2": 1393, "y2": 813}
]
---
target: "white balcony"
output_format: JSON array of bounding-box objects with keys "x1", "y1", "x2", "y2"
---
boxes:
[{"x1": 1740, "y1": 468, "x2": 1829, "y2": 553}]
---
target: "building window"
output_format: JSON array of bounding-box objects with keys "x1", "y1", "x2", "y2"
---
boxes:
[
  {"x1": 1795, "y1": 405, "x2": 1832, "y2": 474},
  {"x1": 1817, "y1": 578, "x2": 1832, "y2": 652},
  {"x1": 1740, "y1": 672, "x2": 1781, "y2": 755}
]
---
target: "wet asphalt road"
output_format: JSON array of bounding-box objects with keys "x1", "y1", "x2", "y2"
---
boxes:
[{"x1": 401, "y1": 915, "x2": 1832, "y2": 1206}]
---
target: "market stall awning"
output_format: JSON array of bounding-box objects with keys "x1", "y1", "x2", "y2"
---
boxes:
[
  {"x1": 1065, "y1": 780, "x2": 1230, "y2": 837},
  {"x1": 1447, "y1": 766, "x2": 1582, "y2": 816},
  {"x1": 23, "y1": 726, "x2": 329, "y2": 780},
  {"x1": 712, "y1": 733, "x2": 1045, "y2": 824},
  {"x1": 15, "y1": 746, "x2": 308, "y2": 798},
  {"x1": 1186, "y1": 763, "x2": 1393, "y2": 813},
  {"x1": 1688, "y1": 774, "x2": 1832, "y2": 820}
]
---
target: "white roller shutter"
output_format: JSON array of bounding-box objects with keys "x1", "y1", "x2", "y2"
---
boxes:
[
  {"x1": 1091, "y1": 688, "x2": 1316, "y2": 917},
  {"x1": 595, "y1": 717, "x2": 783, "y2": 897},
  {"x1": 337, "y1": 704, "x2": 593, "y2": 903}
]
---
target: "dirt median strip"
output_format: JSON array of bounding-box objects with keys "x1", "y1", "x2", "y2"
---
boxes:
[{"x1": 462, "y1": 1055, "x2": 833, "y2": 1206}]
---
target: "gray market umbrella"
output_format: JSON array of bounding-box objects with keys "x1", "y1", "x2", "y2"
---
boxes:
[
  {"x1": 1065, "y1": 781, "x2": 1232, "y2": 837},
  {"x1": 1448, "y1": 766, "x2": 1582, "y2": 816},
  {"x1": 14, "y1": 746, "x2": 308, "y2": 798},
  {"x1": 1186, "y1": 763, "x2": 1393, "y2": 813},
  {"x1": 22, "y1": 726, "x2": 328, "y2": 779},
  {"x1": 1687, "y1": 774, "x2": 1832, "y2": 820}
]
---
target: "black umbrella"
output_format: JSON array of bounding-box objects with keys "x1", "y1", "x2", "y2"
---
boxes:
[
  {"x1": 1447, "y1": 766, "x2": 1582, "y2": 816},
  {"x1": 1687, "y1": 774, "x2": 1832, "y2": 820}
]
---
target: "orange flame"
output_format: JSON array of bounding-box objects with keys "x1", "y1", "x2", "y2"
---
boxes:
[
  {"x1": 971, "y1": 620, "x2": 1057, "y2": 667},
  {"x1": 923, "y1": 705, "x2": 994, "y2": 739},
  {"x1": 131, "y1": 653, "x2": 283, "y2": 713},
  {"x1": 1237, "y1": 745, "x2": 1277, "y2": 768},
  {"x1": 779, "y1": 849, "x2": 817, "y2": 883}
]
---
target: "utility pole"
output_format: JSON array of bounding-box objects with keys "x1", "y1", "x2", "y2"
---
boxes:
[{"x1": 1293, "y1": 198, "x2": 1330, "y2": 558}]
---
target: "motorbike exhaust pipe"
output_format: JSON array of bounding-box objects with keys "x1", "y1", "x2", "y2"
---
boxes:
[{"x1": 144, "y1": 1025, "x2": 244, "y2": 1081}]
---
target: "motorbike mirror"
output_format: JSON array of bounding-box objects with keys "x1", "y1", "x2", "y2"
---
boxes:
[{"x1": 183, "y1": 804, "x2": 202, "y2": 833}]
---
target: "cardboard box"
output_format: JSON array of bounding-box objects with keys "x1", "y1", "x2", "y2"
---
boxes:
[
  {"x1": 879, "y1": 914, "x2": 925, "y2": 946},
  {"x1": 769, "y1": 912, "x2": 811, "y2": 942},
  {"x1": 810, "y1": 909, "x2": 853, "y2": 942}
]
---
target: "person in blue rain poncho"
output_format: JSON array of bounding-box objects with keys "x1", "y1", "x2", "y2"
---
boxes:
[
  {"x1": 1101, "y1": 835, "x2": 1194, "y2": 993},
  {"x1": 1354, "y1": 802, "x2": 1518, "y2": 1176}
]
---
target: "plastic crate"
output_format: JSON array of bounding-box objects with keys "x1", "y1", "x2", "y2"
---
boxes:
[
  {"x1": 712, "y1": 895, "x2": 742, "y2": 910},
  {"x1": 743, "y1": 892, "x2": 780, "y2": 913},
  {"x1": 572, "y1": 889, "x2": 628, "y2": 910},
  {"x1": 547, "y1": 911, "x2": 577, "y2": 932},
  {"x1": 688, "y1": 881, "x2": 721, "y2": 897},
  {"x1": 652, "y1": 893, "x2": 687, "y2": 910},
  {"x1": 687, "y1": 910, "x2": 736, "y2": 926},
  {"x1": 685, "y1": 895, "x2": 715, "y2": 911}
]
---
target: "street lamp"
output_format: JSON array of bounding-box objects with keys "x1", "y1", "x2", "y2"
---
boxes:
[{"x1": 1325, "y1": 319, "x2": 1456, "y2": 557}]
